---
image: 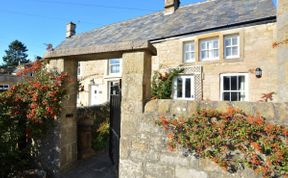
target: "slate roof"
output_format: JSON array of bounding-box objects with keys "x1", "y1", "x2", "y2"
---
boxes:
[{"x1": 56, "y1": 0, "x2": 276, "y2": 50}]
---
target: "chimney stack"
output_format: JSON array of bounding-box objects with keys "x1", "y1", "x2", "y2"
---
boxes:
[
  {"x1": 66, "y1": 22, "x2": 76, "y2": 38},
  {"x1": 164, "y1": 0, "x2": 180, "y2": 15}
]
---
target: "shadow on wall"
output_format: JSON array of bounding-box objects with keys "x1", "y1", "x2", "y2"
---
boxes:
[{"x1": 77, "y1": 103, "x2": 110, "y2": 152}]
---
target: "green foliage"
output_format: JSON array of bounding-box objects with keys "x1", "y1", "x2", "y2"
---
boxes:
[
  {"x1": 92, "y1": 119, "x2": 110, "y2": 151},
  {"x1": 159, "y1": 108, "x2": 288, "y2": 178},
  {"x1": 2, "y1": 40, "x2": 30, "y2": 67},
  {"x1": 151, "y1": 68, "x2": 184, "y2": 99},
  {"x1": 0, "y1": 61, "x2": 67, "y2": 177}
]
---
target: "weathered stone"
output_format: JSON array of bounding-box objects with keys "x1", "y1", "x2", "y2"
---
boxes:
[
  {"x1": 145, "y1": 99, "x2": 158, "y2": 113},
  {"x1": 171, "y1": 100, "x2": 188, "y2": 116},
  {"x1": 254, "y1": 103, "x2": 275, "y2": 120},
  {"x1": 175, "y1": 166, "x2": 208, "y2": 178},
  {"x1": 232, "y1": 102, "x2": 256, "y2": 116},
  {"x1": 120, "y1": 138, "x2": 131, "y2": 159},
  {"x1": 145, "y1": 163, "x2": 174, "y2": 178},
  {"x1": 198, "y1": 159, "x2": 223, "y2": 173},
  {"x1": 159, "y1": 154, "x2": 189, "y2": 167},
  {"x1": 158, "y1": 100, "x2": 172, "y2": 114},
  {"x1": 119, "y1": 160, "x2": 144, "y2": 178},
  {"x1": 187, "y1": 101, "x2": 199, "y2": 117}
]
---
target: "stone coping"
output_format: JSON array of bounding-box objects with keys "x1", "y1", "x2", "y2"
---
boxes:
[
  {"x1": 44, "y1": 40, "x2": 157, "y2": 59},
  {"x1": 145, "y1": 99, "x2": 288, "y2": 125}
]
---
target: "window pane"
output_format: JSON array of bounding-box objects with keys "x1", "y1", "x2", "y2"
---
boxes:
[
  {"x1": 232, "y1": 37, "x2": 238, "y2": 45},
  {"x1": 238, "y1": 76, "x2": 245, "y2": 90},
  {"x1": 226, "y1": 47, "x2": 232, "y2": 57},
  {"x1": 200, "y1": 42, "x2": 206, "y2": 50},
  {"x1": 110, "y1": 65, "x2": 120, "y2": 73},
  {"x1": 231, "y1": 92, "x2": 239, "y2": 101},
  {"x1": 223, "y1": 92, "x2": 230, "y2": 101},
  {"x1": 110, "y1": 59, "x2": 120, "y2": 65},
  {"x1": 224, "y1": 76, "x2": 230, "y2": 90},
  {"x1": 213, "y1": 49, "x2": 219, "y2": 58},
  {"x1": 231, "y1": 76, "x2": 237, "y2": 90},
  {"x1": 177, "y1": 78, "x2": 183, "y2": 98},
  {"x1": 232, "y1": 47, "x2": 238, "y2": 56},
  {"x1": 213, "y1": 40, "x2": 218, "y2": 48},
  {"x1": 225, "y1": 38, "x2": 231, "y2": 46},
  {"x1": 201, "y1": 51, "x2": 206, "y2": 60},
  {"x1": 185, "y1": 78, "x2": 191, "y2": 98}
]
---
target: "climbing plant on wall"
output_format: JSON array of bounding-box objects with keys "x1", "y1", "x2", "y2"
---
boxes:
[
  {"x1": 159, "y1": 107, "x2": 288, "y2": 178},
  {"x1": 151, "y1": 68, "x2": 184, "y2": 99},
  {"x1": 0, "y1": 60, "x2": 68, "y2": 177}
]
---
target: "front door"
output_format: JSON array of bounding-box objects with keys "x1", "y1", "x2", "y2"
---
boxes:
[{"x1": 90, "y1": 85, "x2": 101, "y2": 106}]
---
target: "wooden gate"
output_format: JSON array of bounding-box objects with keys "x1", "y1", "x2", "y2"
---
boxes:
[{"x1": 109, "y1": 94, "x2": 121, "y2": 173}]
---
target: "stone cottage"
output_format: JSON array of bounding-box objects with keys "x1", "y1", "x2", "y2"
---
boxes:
[
  {"x1": 51, "y1": 0, "x2": 280, "y2": 106},
  {"x1": 43, "y1": 0, "x2": 288, "y2": 176}
]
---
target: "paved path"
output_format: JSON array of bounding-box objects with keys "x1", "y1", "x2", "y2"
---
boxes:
[{"x1": 61, "y1": 152, "x2": 117, "y2": 178}]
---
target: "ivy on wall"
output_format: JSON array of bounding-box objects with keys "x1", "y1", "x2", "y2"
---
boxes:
[
  {"x1": 159, "y1": 107, "x2": 288, "y2": 177},
  {"x1": 151, "y1": 68, "x2": 184, "y2": 99}
]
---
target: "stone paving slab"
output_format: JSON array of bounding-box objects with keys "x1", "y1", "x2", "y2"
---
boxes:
[{"x1": 60, "y1": 152, "x2": 117, "y2": 178}]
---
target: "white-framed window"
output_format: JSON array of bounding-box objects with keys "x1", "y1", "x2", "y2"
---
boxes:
[
  {"x1": 108, "y1": 80, "x2": 121, "y2": 100},
  {"x1": 108, "y1": 58, "x2": 121, "y2": 75},
  {"x1": 183, "y1": 41, "x2": 195, "y2": 63},
  {"x1": 220, "y1": 73, "x2": 248, "y2": 101},
  {"x1": 77, "y1": 62, "x2": 81, "y2": 76},
  {"x1": 224, "y1": 35, "x2": 240, "y2": 59},
  {"x1": 173, "y1": 75, "x2": 195, "y2": 100},
  {"x1": 0, "y1": 84, "x2": 9, "y2": 91},
  {"x1": 200, "y1": 38, "x2": 219, "y2": 61}
]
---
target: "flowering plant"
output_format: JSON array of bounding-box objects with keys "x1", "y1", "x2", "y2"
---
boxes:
[
  {"x1": 0, "y1": 60, "x2": 68, "y2": 176},
  {"x1": 159, "y1": 107, "x2": 288, "y2": 177}
]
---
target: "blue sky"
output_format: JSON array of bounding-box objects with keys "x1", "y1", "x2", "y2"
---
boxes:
[{"x1": 0, "y1": 0, "x2": 205, "y2": 64}]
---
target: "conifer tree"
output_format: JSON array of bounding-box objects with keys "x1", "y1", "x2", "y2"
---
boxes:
[{"x1": 2, "y1": 40, "x2": 30, "y2": 67}]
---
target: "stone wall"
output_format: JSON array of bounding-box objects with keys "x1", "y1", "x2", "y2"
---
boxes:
[{"x1": 119, "y1": 99, "x2": 288, "y2": 178}]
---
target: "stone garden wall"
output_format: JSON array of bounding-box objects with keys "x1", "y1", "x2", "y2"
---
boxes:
[{"x1": 119, "y1": 100, "x2": 288, "y2": 178}]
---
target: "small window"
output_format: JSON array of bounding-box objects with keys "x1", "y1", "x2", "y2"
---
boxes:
[
  {"x1": 108, "y1": 80, "x2": 121, "y2": 99},
  {"x1": 108, "y1": 59, "x2": 121, "y2": 75},
  {"x1": 200, "y1": 38, "x2": 219, "y2": 61},
  {"x1": 183, "y1": 41, "x2": 195, "y2": 63},
  {"x1": 77, "y1": 62, "x2": 81, "y2": 76},
  {"x1": 0, "y1": 84, "x2": 9, "y2": 92},
  {"x1": 224, "y1": 35, "x2": 240, "y2": 59},
  {"x1": 220, "y1": 73, "x2": 248, "y2": 101},
  {"x1": 173, "y1": 76, "x2": 195, "y2": 100}
]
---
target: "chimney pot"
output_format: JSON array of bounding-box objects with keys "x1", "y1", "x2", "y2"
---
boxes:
[
  {"x1": 66, "y1": 22, "x2": 76, "y2": 38},
  {"x1": 164, "y1": 0, "x2": 180, "y2": 15}
]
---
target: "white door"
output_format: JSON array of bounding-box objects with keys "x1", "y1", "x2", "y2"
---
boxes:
[{"x1": 90, "y1": 85, "x2": 101, "y2": 106}]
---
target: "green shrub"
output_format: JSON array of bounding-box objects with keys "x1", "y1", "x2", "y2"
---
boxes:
[
  {"x1": 151, "y1": 68, "x2": 183, "y2": 99},
  {"x1": 0, "y1": 61, "x2": 67, "y2": 177},
  {"x1": 159, "y1": 107, "x2": 288, "y2": 178}
]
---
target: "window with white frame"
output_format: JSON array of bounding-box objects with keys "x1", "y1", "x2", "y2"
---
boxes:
[
  {"x1": 108, "y1": 80, "x2": 121, "y2": 100},
  {"x1": 220, "y1": 73, "x2": 248, "y2": 101},
  {"x1": 0, "y1": 84, "x2": 9, "y2": 91},
  {"x1": 224, "y1": 35, "x2": 240, "y2": 59},
  {"x1": 183, "y1": 41, "x2": 195, "y2": 63},
  {"x1": 77, "y1": 62, "x2": 81, "y2": 76},
  {"x1": 173, "y1": 75, "x2": 195, "y2": 100},
  {"x1": 108, "y1": 58, "x2": 121, "y2": 75},
  {"x1": 200, "y1": 38, "x2": 219, "y2": 61}
]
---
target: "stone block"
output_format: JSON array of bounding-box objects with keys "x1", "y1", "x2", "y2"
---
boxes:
[
  {"x1": 198, "y1": 159, "x2": 223, "y2": 173},
  {"x1": 119, "y1": 160, "x2": 143, "y2": 178},
  {"x1": 175, "y1": 166, "x2": 208, "y2": 178},
  {"x1": 187, "y1": 101, "x2": 199, "y2": 116},
  {"x1": 145, "y1": 163, "x2": 174, "y2": 178},
  {"x1": 171, "y1": 101, "x2": 188, "y2": 116},
  {"x1": 144, "y1": 99, "x2": 158, "y2": 113},
  {"x1": 232, "y1": 102, "x2": 256, "y2": 116},
  {"x1": 158, "y1": 100, "x2": 172, "y2": 114},
  {"x1": 120, "y1": 138, "x2": 131, "y2": 159},
  {"x1": 159, "y1": 154, "x2": 189, "y2": 167},
  {"x1": 253, "y1": 103, "x2": 275, "y2": 120}
]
